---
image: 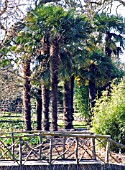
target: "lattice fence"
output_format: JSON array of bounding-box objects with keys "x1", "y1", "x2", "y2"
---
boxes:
[{"x1": 0, "y1": 131, "x2": 124, "y2": 166}]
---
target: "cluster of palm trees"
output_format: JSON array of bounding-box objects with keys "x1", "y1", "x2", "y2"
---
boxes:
[{"x1": 1, "y1": 3, "x2": 125, "y2": 131}]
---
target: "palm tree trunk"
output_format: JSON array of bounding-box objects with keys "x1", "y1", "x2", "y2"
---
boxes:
[
  {"x1": 88, "y1": 80, "x2": 96, "y2": 120},
  {"x1": 22, "y1": 58, "x2": 32, "y2": 131},
  {"x1": 64, "y1": 76, "x2": 74, "y2": 129},
  {"x1": 41, "y1": 34, "x2": 50, "y2": 131},
  {"x1": 42, "y1": 85, "x2": 50, "y2": 131},
  {"x1": 50, "y1": 37, "x2": 59, "y2": 131},
  {"x1": 105, "y1": 32, "x2": 112, "y2": 96},
  {"x1": 36, "y1": 86, "x2": 42, "y2": 130},
  {"x1": 71, "y1": 75, "x2": 74, "y2": 121}
]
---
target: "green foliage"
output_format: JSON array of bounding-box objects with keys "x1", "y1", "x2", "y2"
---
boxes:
[
  {"x1": 25, "y1": 5, "x2": 91, "y2": 44},
  {"x1": 91, "y1": 81, "x2": 125, "y2": 149},
  {"x1": 74, "y1": 82, "x2": 89, "y2": 120},
  {"x1": 0, "y1": 59, "x2": 11, "y2": 68},
  {"x1": 93, "y1": 13, "x2": 125, "y2": 55},
  {"x1": 77, "y1": 49, "x2": 123, "y2": 89},
  {"x1": 94, "y1": 13, "x2": 125, "y2": 34}
]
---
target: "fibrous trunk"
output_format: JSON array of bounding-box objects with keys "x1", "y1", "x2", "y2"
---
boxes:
[
  {"x1": 22, "y1": 58, "x2": 32, "y2": 131},
  {"x1": 64, "y1": 76, "x2": 74, "y2": 129},
  {"x1": 89, "y1": 80, "x2": 96, "y2": 120},
  {"x1": 50, "y1": 37, "x2": 59, "y2": 131},
  {"x1": 36, "y1": 86, "x2": 42, "y2": 130},
  {"x1": 42, "y1": 86, "x2": 50, "y2": 131},
  {"x1": 41, "y1": 34, "x2": 50, "y2": 131}
]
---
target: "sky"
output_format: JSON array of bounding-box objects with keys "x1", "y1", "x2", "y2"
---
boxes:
[{"x1": 111, "y1": 2, "x2": 125, "y2": 62}]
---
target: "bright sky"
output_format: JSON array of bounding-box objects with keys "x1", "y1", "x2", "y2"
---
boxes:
[{"x1": 111, "y1": 2, "x2": 125, "y2": 62}]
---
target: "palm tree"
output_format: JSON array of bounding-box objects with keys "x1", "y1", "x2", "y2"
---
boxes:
[
  {"x1": 60, "y1": 50, "x2": 74, "y2": 129},
  {"x1": 12, "y1": 5, "x2": 92, "y2": 131},
  {"x1": 31, "y1": 34, "x2": 50, "y2": 131},
  {"x1": 50, "y1": 36, "x2": 59, "y2": 131},
  {"x1": 22, "y1": 57, "x2": 32, "y2": 130},
  {"x1": 36, "y1": 85, "x2": 42, "y2": 130},
  {"x1": 86, "y1": 13, "x2": 125, "y2": 117},
  {"x1": 63, "y1": 77, "x2": 74, "y2": 129},
  {"x1": 41, "y1": 34, "x2": 50, "y2": 131}
]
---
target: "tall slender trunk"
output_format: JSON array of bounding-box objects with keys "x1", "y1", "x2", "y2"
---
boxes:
[
  {"x1": 42, "y1": 85, "x2": 50, "y2": 131},
  {"x1": 36, "y1": 86, "x2": 42, "y2": 130},
  {"x1": 71, "y1": 75, "x2": 74, "y2": 121},
  {"x1": 50, "y1": 37, "x2": 59, "y2": 131},
  {"x1": 64, "y1": 76, "x2": 74, "y2": 129},
  {"x1": 88, "y1": 80, "x2": 96, "y2": 119},
  {"x1": 41, "y1": 34, "x2": 50, "y2": 131},
  {"x1": 105, "y1": 32, "x2": 112, "y2": 96},
  {"x1": 23, "y1": 58, "x2": 32, "y2": 131}
]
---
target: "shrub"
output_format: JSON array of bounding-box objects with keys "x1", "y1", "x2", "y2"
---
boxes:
[{"x1": 91, "y1": 81, "x2": 125, "y2": 151}]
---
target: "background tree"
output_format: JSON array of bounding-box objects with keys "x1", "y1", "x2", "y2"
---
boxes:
[{"x1": 0, "y1": 64, "x2": 22, "y2": 113}]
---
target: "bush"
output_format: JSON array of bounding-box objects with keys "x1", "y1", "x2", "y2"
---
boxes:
[{"x1": 91, "y1": 81, "x2": 125, "y2": 151}]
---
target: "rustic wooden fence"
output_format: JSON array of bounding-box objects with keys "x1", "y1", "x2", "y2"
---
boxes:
[{"x1": 0, "y1": 130, "x2": 125, "y2": 166}]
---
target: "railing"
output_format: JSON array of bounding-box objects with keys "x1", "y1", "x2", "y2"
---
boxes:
[{"x1": 0, "y1": 130, "x2": 124, "y2": 165}]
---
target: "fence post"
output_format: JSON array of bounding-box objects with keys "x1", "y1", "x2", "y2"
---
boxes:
[
  {"x1": 62, "y1": 136, "x2": 66, "y2": 159},
  {"x1": 75, "y1": 137, "x2": 79, "y2": 165},
  {"x1": 19, "y1": 137, "x2": 23, "y2": 165},
  {"x1": 105, "y1": 138, "x2": 110, "y2": 163},
  {"x1": 11, "y1": 132, "x2": 15, "y2": 160},
  {"x1": 39, "y1": 132, "x2": 42, "y2": 159},
  {"x1": 91, "y1": 137, "x2": 96, "y2": 160},
  {"x1": 49, "y1": 136, "x2": 53, "y2": 164}
]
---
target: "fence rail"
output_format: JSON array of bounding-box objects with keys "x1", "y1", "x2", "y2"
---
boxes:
[{"x1": 0, "y1": 130, "x2": 124, "y2": 165}]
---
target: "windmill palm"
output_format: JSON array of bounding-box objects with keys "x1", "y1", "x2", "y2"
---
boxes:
[
  {"x1": 94, "y1": 13, "x2": 125, "y2": 95},
  {"x1": 41, "y1": 35, "x2": 50, "y2": 131},
  {"x1": 22, "y1": 57, "x2": 32, "y2": 130},
  {"x1": 34, "y1": 5, "x2": 91, "y2": 131},
  {"x1": 8, "y1": 4, "x2": 92, "y2": 131},
  {"x1": 76, "y1": 13, "x2": 125, "y2": 121},
  {"x1": 31, "y1": 34, "x2": 50, "y2": 131}
]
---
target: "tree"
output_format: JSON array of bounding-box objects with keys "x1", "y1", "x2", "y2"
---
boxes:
[
  {"x1": 63, "y1": 77, "x2": 74, "y2": 129},
  {"x1": 59, "y1": 50, "x2": 75, "y2": 129},
  {"x1": 28, "y1": 5, "x2": 92, "y2": 131},
  {"x1": 1, "y1": 0, "x2": 124, "y2": 131},
  {"x1": 36, "y1": 85, "x2": 42, "y2": 130},
  {"x1": 0, "y1": 64, "x2": 22, "y2": 113},
  {"x1": 85, "y1": 13, "x2": 125, "y2": 118},
  {"x1": 49, "y1": 37, "x2": 59, "y2": 131},
  {"x1": 22, "y1": 57, "x2": 32, "y2": 130}
]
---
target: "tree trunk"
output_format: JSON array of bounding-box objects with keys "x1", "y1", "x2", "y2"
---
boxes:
[
  {"x1": 64, "y1": 75, "x2": 74, "y2": 129},
  {"x1": 88, "y1": 80, "x2": 96, "y2": 119},
  {"x1": 105, "y1": 32, "x2": 112, "y2": 96},
  {"x1": 22, "y1": 58, "x2": 32, "y2": 131},
  {"x1": 36, "y1": 86, "x2": 42, "y2": 130},
  {"x1": 50, "y1": 37, "x2": 59, "y2": 131},
  {"x1": 40, "y1": 34, "x2": 50, "y2": 131},
  {"x1": 42, "y1": 85, "x2": 50, "y2": 131},
  {"x1": 71, "y1": 75, "x2": 74, "y2": 121}
]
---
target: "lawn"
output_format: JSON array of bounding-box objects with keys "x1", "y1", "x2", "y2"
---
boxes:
[{"x1": 0, "y1": 112, "x2": 86, "y2": 132}]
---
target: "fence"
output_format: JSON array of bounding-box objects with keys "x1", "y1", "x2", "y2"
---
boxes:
[{"x1": 0, "y1": 130, "x2": 125, "y2": 166}]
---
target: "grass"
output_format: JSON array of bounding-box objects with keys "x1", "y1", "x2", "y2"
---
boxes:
[
  {"x1": 0, "y1": 112, "x2": 86, "y2": 132},
  {"x1": 58, "y1": 120, "x2": 86, "y2": 129}
]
